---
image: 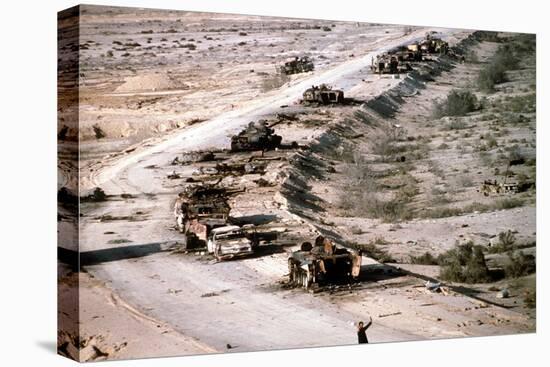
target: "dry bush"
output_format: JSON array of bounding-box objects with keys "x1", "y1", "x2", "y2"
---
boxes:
[
  {"x1": 433, "y1": 90, "x2": 478, "y2": 118},
  {"x1": 505, "y1": 251, "x2": 536, "y2": 278},
  {"x1": 409, "y1": 252, "x2": 439, "y2": 265},
  {"x1": 438, "y1": 241, "x2": 491, "y2": 283}
]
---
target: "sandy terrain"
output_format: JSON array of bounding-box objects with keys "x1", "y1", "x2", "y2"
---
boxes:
[{"x1": 58, "y1": 5, "x2": 535, "y2": 362}]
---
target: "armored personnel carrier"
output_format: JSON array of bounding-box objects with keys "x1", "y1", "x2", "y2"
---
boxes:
[
  {"x1": 230, "y1": 121, "x2": 282, "y2": 152},
  {"x1": 302, "y1": 84, "x2": 344, "y2": 105},
  {"x1": 288, "y1": 236, "x2": 362, "y2": 290},
  {"x1": 279, "y1": 56, "x2": 314, "y2": 75}
]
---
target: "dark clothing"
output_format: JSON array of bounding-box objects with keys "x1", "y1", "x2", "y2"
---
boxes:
[{"x1": 357, "y1": 320, "x2": 372, "y2": 344}]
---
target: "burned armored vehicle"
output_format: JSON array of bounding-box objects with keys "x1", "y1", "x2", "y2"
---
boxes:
[
  {"x1": 302, "y1": 84, "x2": 344, "y2": 105},
  {"x1": 288, "y1": 236, "x2": 362, "y2": 290},
  {"x1": 207, "y1": 225, "x2": 257, "y2": 261},
  {"x1": 370, "y1": 53, "x2": 411, "y2": 74},
  {"x1": 392, "y1": 44, "x2": 423, "y2": 62},
  {"x1": 419, "y1": 33, "x2": 449, "y2": 55},
  {"x1": 279, "y1": 56, "x2": 314, "y2": 75},
  {"x1": 174, "y1": 184, "x2": 236, "y2": 247},
  {"x1": 230, "y1": 121, "x2": 282, "y2": 152}
]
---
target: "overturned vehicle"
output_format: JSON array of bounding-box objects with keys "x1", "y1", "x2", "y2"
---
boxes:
[
  {"x1": 231, "y1": 121, "x2": 282, "y2": 152},
  {"x1": 288, "y1": 236, "x2": 362, "y2": 290},
  {"x1": 302, "y1": 84, "x2": 344, "y2": 105},
  {"x1": 279, "y1": 56, "x2": 314, "y2": 75}
]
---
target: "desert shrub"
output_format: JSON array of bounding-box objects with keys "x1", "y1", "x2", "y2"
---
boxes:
[
  {"x1": 495, "y1": 197, "x2": 524, "y2": 210},
  {"x1": 181, "y1": 43, "x2": 196, "y2": 50},
  {"x1": 524, "y1": 290, "x2": 536, "y2": 309},
  {"x1": 81, "y1": 187, "x2": 107, "y2": 202},
  {"x1": 499, "y1": 230, "x2": 516, "y2": 247},
  {"x1": 433, "y1": 90, "x2": 478, "y2": 118},
  {"x1": 505, "y1": 251, "x2": 536, "y2": 278},
  {"x1": 438, "y1": 242, "x2": 490, "y2": 283},
  {"x1": 344, "y1": 193, "x2": 411, "y2": 222},
  {"x1": 477, "y1": 44, "x2": 519, "y2": 92},
  {"x1": 92, "y1": 124, "x2": 106, "y2": 139},
  {"x1": 410, "y1": 252, "x2": 439, "y2": 265}
]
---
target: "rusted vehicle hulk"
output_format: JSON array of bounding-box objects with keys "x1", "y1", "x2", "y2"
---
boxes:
[
  {"x1": 420, "y1": 33, "x2": 449, "y2": 55},
  {"x1": 174, "y1": 184, "x2": 236, "y2": 247},
  {"x1": 207, "y1": 225, "x2": 257, "y2": 261},
  {"x1": 302, "y1": 84, "x2": 344, "y2": 105},
  {"x1": 279, "y1": 56, "x2": 314, "y2": 75},
  {"x1": 390, "y1": 44, "x2": 423, "y2": 62},
  {"x1": 371, "y1": 53, "x2": 412, "y2": 74},
  {"x1": 288, "y1": 236, "x2": 362, "y2": 290},
  {"x1": 480, "y1": 179, "x2": 534, "y2": 196},
  {"x1": 231, "y1": 121, "x2": 282, "y2": 152}
]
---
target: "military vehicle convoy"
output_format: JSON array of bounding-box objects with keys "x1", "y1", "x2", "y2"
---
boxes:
[
  {"x1": 231, "y1": 121, "x2": 283, "y2": 152},
  {"x1": 279, "y1": 56, "x2": 314, "y2": 75},
  {"x1": 288, "y1": 236, "x2": 362, "y2": 290},
  {"x1": 302, "y1": 84, "x2": 345, "y2": 105},
  {"x1": 370, "y1": 33, "x2": 450, "y2": 75}
]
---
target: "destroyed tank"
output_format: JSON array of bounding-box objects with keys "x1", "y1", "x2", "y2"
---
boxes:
[
  {"x1": 279, "y1": 56, "x2": 314, "y2": 75},
  {"x1": 302, "y1": 84, "x2": 344, "y2": 105},
  {"x1": 288, "y1": 236, "x2": 362, "y2": 290},
  {"x1": 230, "y1": 121, "x2": 282, "y2": 152}
]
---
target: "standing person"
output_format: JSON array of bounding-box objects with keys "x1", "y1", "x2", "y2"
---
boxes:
[{"x1": 356, "y1": 317, "x2": 373, "y2": 344}]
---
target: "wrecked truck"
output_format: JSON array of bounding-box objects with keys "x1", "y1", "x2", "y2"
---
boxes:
[
  {"x1": 288, "y1": 237, "x2": 362, "y2": 290},
  {"x1": 174, "y1": 184, "x2": 239, "y2": 247},
  {"x1": 278, "y1": 56, "x2": 314, "y2": 75},
  {"x1": 207, "y1": 225, "x2": 257, "y2": 261}
]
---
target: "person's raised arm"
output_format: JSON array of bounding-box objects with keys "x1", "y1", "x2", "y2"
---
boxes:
[{"x1": 364, "y1": 317, "x2": 373, "y2": 329}]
